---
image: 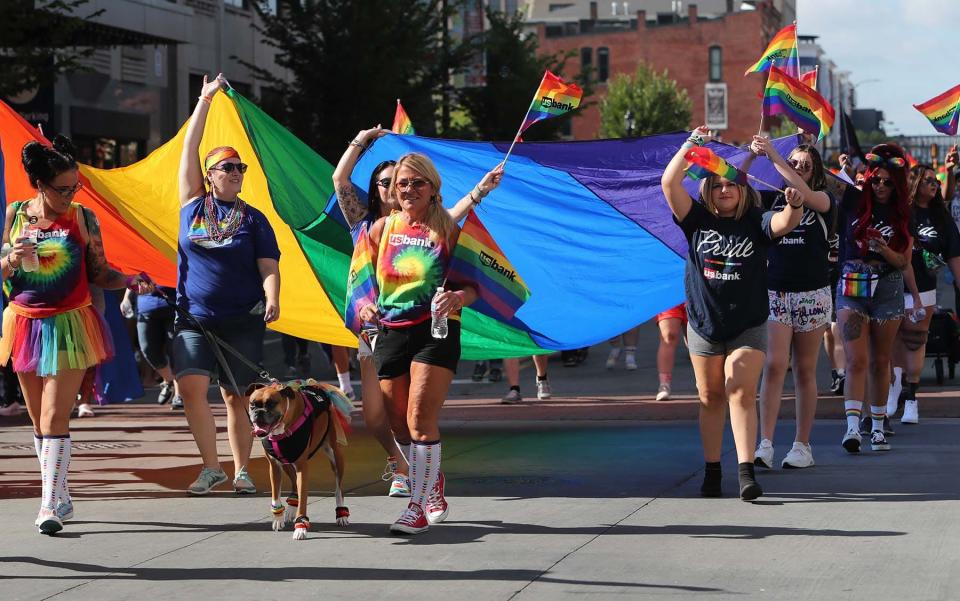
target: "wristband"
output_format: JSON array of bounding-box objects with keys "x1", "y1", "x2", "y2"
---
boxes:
[
  {"x1": 198, "y1": 96, "x2": 212, "y2": 104},
  {"x1": 681, "y1": 141, "x2": 695, "y2": 151},
  {"x1": 687, "y1": 135, "x2": 704, "y2": 146},
  {"x1": 349, "y1": 139, "x2": 366, "y2": 150},
  {"x1": 788, "y1": 201, "x2": 803, "y2": 209}
]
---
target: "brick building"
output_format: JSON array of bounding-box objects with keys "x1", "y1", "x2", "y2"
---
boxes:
[{"x1": 531, "y1": 1, "x2": 790, "y2": 144}]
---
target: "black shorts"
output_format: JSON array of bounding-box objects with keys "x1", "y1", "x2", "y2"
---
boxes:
[{"x1": 374, "y1": 319, "x2": 461, "y2": 379}]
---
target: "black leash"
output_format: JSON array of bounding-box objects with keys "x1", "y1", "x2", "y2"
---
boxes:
[{"x1": 139, "y1": 273, "x2": 276, "y2": 393}]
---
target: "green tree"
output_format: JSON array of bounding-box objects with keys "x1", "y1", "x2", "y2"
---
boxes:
[
  {"x1": 457, "y1": 7, "x2": 590, "y2": 142},
  {"x1": 244, "y1": 0, "x2": 472, "y2": 160},
  {"x1": 598, "y1": 64, "x2": 691, "y2": 138},
  {"x1": 0, "y1": 0, "x2": 103, "y2": 97}
]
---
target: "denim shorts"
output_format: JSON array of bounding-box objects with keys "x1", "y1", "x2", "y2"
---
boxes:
[
  {"x1": 686, "y1": 322, "x2": 767, "y2": 357},
  {"x1": 835, "y1": 267, "x2": 904, "y2": 322},
  {"x1": 137, "y1": 308, "x2": 174, "y2": 370},
  {"x1": 173, "y1": 315, "x2": 266, "y2": 393}
]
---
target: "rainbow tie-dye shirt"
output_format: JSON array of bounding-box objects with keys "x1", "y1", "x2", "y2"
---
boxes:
[
  {"x1": 8, "y1": 202, "x2": 91, "y2": 318},
  {"x1": 376, "y1": 213, "x2": 451, "y2": 327}
]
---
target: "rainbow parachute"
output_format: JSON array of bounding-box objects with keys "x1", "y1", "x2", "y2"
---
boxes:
[{"x1": 1, "y1": 90, "x2": 798, "y2": 358}]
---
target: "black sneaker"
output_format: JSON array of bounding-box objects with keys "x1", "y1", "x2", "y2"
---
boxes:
[
  {"x1": 859, "y1": 416, "x2": 871, "y2": 436},
  {"x1": 471, "y1": 362, "x2": 488, "y2": 382},
  {"x1": 882, "y1": 415, "x2": 895, "y2": 436},
  {"x1": 829, "y1": 373, "x2": 845, "y2": 395},
  {"x1": 488, "y1": 367, "x2": 502, "y2": 382},
  {"x1": 170, "y1": 395, "x2": 184, "y2": 411},
  {"x1": 157, "y1": 381, "x2": 174, "y2": 405}
]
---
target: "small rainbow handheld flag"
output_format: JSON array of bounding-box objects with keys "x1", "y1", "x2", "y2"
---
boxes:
[
  {"x1": 519, "y1": 70, "x2": 583, "y2": 136},
  {"x1": 447, "y1": 212, "x2": 531, "y2": 323},
  {"x1": 392, "y1": 99, "x2": 415, "y2": 135},
  {"x1": 745, "y1": 23, "x2": 799, "y2": 77},
  {"x1": 800, "y1": 67, "x2": 818, "y2": 90},
  {"x1": 684, "y1": 146, "x2": 747, "y2": 186},
  {"x1": 344, "y1": 223, "x2": 379, "y2": 335},
  {"x1": 763, "y1": 67, "x2": 835, "y2": 140},
  {"x1": 913, "y1": 84, "x2": 960, "y2": 135}
]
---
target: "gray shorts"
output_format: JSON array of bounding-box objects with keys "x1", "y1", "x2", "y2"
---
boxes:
[
  {"x1": 835, "y1": 268, "x2": 904, "y2": 322},
  {"x1": 173, "y1": 316, "x2": 266, "y2": 393},
  {"x1": 686, "y1": 322, "x2": 767, "y2": 357}
]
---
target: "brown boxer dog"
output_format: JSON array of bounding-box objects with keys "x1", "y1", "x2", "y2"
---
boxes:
[{"x1": 247, "y1": 380, "x2": 351, "y2": 540}]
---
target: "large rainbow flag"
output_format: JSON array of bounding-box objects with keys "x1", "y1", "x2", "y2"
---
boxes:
[
  {"x1": 763, "y1": 67, "x2": 835, "y2": 141},
  {"x1": 1, "y1": 91, "x2": 801, "y2": 358},
  {"x1": 914, "y1": 84, "x2": 960, "y2": 136}
]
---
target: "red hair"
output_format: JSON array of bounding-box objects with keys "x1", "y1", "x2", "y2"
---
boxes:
[{"x1": 852, "y1": 143, "x2": 911, "y2": 254}]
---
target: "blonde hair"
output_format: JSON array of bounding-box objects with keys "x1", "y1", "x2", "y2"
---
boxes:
[
  {"x1": 392, "y1": 152, "x2": 455, "y2": 242},
  {"x1": 698, "y1": 175, "x2": 759, "y2": 220}
]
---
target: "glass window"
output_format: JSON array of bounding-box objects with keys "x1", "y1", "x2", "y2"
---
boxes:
[
  {"x1": 709, "y1": 45, "x2": 722, "y2": 82},
  {"x1": 581, "y1": 47, "x2": 593, "y2": 80},
  {"x1": 598, "y1": 47, "x2": 609, "y2": 82}
]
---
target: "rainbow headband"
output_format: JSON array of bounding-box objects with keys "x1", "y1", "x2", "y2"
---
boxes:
[{"x1": 204, "y1": 147, "x2": 241, "y2": 171}]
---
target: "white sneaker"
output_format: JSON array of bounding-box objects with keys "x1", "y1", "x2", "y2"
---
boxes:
[
  {"x1": 605, "y1": 349, "x2": 619, "y2": 370},
  {"x1": 753, "y1": 438, "x2": 774, "y2": 468},
  {"x1": 624, "y1": 354, "x2": 637, "y2": 371},
  {"x1": 536, "y1": 378, "x2": 552, "y2": 400},
  {"x1": 781, "y1": 442, "x2": 815, "y2": 469},
  {"x1": 76, "y1": 403, "x2": 95, "y2": 418},
  {"x1": 842, "y1": 428, "x2": 862, "y2": 453},
  {"x1": 887, "y1": 374, "x2": 903, "y2": 417},
  {"x1": 655, "y1": 383, "x2": 671, "y2": 401},
  {"x1": 901, "y1": 400, "x2": 919, "y2": 424}
]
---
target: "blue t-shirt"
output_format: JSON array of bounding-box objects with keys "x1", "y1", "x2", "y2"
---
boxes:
[
  {"x1": 677, "y1": 201, "x2": 776, "y2": 342},
  {"x1": 911, "y1": 205, "x2": 960, "y2": 292},
  {"x1": 177, "y1": 197, "x2": 281, "y2": 322},
  {"x1": 761, "y1": 190, "x2": 835, "y2": 292},
  {"x1": 137, "y1": 286, "x2": 176, "y2": 315}
]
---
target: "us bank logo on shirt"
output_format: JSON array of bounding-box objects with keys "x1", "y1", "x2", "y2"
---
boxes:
[
  {"x1": 696, "y1": 230, "x2": 753, "y2": 281},
  {"x1": 388, "y1": 233, "x2": 436, "y2": 249},
  {"x1": 35, "y1": 229, "x2": 68, "y2": 240}
]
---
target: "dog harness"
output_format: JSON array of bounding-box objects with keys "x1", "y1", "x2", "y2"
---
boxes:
[{"x1": 261, "y1": 387, "x2": 332, "y2": 464}]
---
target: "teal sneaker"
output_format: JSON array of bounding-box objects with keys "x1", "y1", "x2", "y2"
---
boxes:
[{"x1": 188, "y1": 468, "x2": 227, "y2": 495}]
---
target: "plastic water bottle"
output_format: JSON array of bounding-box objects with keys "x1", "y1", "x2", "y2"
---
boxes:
[
  {"x1": 909, "y1": 307, "x2": 927, "y2": 324},
  {"x1": 431, "y1": 287, "x2": 448, "y2": 339},
  {"x1": 20, "y1": 228, "x2": 39, "y2": 273}
]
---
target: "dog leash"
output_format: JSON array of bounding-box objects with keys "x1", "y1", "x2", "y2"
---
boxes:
[{"x1": 139, "y1": 273, "x2": 277, "y2": 393}]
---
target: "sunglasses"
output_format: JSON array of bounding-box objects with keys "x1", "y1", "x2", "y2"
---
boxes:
[
  {"x1": 865, "y1": 153, "x2": 906, "y2": 169},
  {"x1": 788, "y1": 159, "x2": 813, "y2": 172},
  {"x1": 376, "y1": 177, "x2": 392, "y2": 188},
  {"x1": 209, "y1": 162, "x2": 248, "y2": 174},
  {"x1": 44, "y1": 181, "x2": 83, "y2": 197},
  {"x1": 870, "y1": 176, "x2": 894, "y2": 187},
  {"x1": 395, "y1": 178, "x2": 429, "y2": 191}
]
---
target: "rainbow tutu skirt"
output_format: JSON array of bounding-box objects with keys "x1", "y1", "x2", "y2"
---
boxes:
[{"x1": 0, "y1": 304, "x2": 115, "y2": 377}]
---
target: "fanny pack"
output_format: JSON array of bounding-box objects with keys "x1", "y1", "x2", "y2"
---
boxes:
[{"x1": 840, "y1": 263, "x2": 883, "y2": 298}]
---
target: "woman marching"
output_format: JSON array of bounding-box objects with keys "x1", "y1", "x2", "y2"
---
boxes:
[
  {"x1": 660, "y1": 126, "x2": 802, "y2": 500},
  {"x1": 2, "y1": 136, "x2": 154, "y2": 534},
  {"x1": 750, "y1": 138, "x2": 835, "y2": 470},
  {"x1": 176, "y1": 74, "x2": 281, "y2": 495},
  {"x1": 333, "y1": 126, "x2": 501, "y2": 500},
  {"x1": 357, "y1": 152, "x2": 479, "y2": 533},
  {"x1": 835, "y1": 144, "x2": 916, "y2": 453},
  {"x1": 886, "y1": 163, "x2": 960, "y2": 426}
]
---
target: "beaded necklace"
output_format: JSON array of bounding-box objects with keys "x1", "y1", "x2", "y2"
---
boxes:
[{"x1": 203, "y1": 193, "x2": 246, "y2": 244}]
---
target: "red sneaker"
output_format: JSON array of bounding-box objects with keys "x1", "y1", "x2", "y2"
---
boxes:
[
  {"x1": 390, "y1": 502, "x2": 429, "y2": 535},
  {"x1": 426, "y1": 471, "x2": 449, "y2": 524}
]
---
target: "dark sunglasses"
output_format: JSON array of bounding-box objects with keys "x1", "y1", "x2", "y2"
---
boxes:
[
  {"x1": 870, "y1": 176, "x2": 894, "y2": 187},
  {"x1": 209, "y1": 162, "x2": 248, "y2": 174},
  {"x1": 396, "y1": 178, "x2": 429, "y2": 191},
  {"x1": 788, "y1": 159, "x2": 813, "y2": 172},
  {"x1": 865, "y1": 153, "x2": 906, "y2": 169},
  {"x1": 376, "y1": 177, "x2": 392, "y2": 188}
]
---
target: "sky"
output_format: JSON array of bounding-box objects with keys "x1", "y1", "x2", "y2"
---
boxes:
[{"x1": 796, "y1": 0, "x2": 960, "y2": 135}]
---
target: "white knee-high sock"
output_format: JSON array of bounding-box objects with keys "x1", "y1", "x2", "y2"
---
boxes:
[
  {"x1": 35, "y1": 434, "x2": 70, "y2": 506},
  {"x1": 40, "y1": 436, "x2": 71, "y2": 512},
  {"x1": 409, "y1": 440, "x2": 441, "y2": 509}
]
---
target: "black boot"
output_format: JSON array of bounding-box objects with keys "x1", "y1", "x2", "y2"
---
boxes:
[
  {"x1": 738, "y1": 462, "x2": 763, "y2": 501},
  {"x1": 700, "y1": 462, "x2": 722, "y2": 497}
]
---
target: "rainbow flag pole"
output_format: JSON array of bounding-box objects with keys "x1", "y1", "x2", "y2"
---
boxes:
[{"x1": 503, "y1": 70, "x2": 583, "y2": 165}]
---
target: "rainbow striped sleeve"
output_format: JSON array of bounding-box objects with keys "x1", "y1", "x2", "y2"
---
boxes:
[
  {"x1": 519, "y1": 70, "x2": 583, "y2": 135},
  {"x1": 914, "y1": 84, "x2": 960, "y2": 136},
  {"x1": 745, "y1": 24, "x2": 799, "y2": 76},
  {"x1": 763, "y1": 67, "x2": 835, "y2": 141}
]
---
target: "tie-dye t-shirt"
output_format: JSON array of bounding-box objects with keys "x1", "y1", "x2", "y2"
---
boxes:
[
  {"x1": 177, "y1": 196, "x2": 280, "y2": 323},
  {"x1": 7, "y1": 202, "x2": 91, "y2": 318},
  {"x1": 376, "y1": 213, "x2": 452, "y2": 327}
]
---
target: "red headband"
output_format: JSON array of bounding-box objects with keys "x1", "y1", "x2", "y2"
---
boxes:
[{"x1": 204, "y1": 147, "x2": 240, "y2": 171}]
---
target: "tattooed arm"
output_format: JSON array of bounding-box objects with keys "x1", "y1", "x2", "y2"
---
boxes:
[
  {"x1": 333, "y1": 126, "x2": 389, "y2": 228},
  {"x1": 82, "y1": 207, "x2": 152, "y2": 293}
]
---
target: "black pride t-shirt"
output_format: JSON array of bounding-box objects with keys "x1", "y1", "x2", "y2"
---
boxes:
[
  {"x1": 911, "y1": 205, "x2": 960, "y2": 292},
  {"x1": 761, "y1": 190, "x2": 835, "y2": 292},
  {"x1": 839, "y1": 186, "x2": 909, "y2": 265},
  {"x1": 677, "y1": 201, "x2": 776, "y2": 342}
]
